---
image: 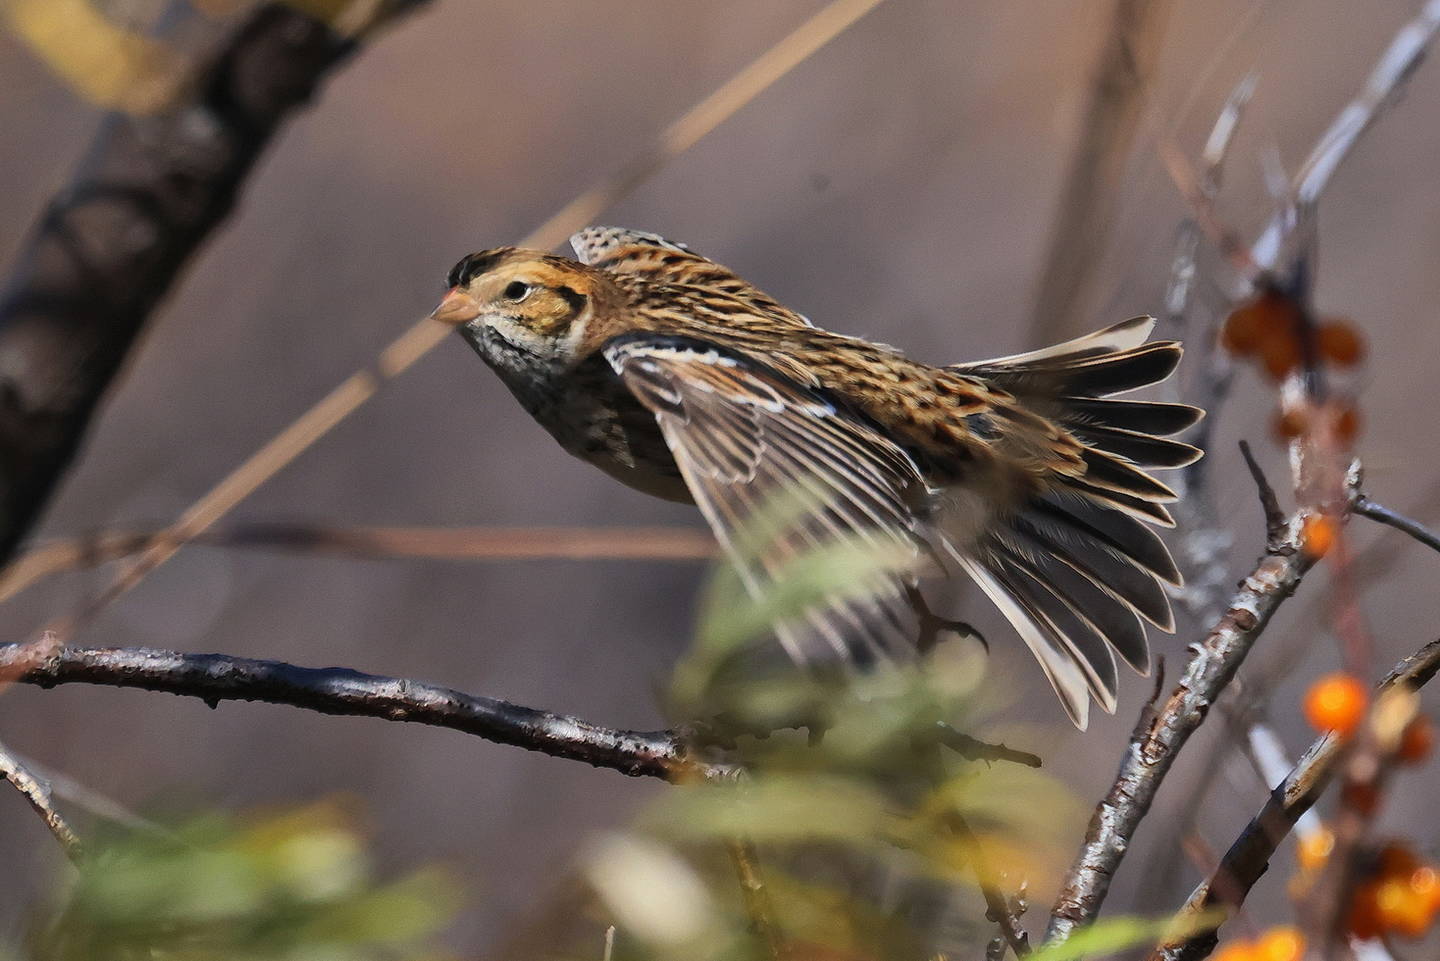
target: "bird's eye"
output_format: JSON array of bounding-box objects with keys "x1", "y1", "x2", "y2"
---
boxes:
[{"x1": 503, "y1": 281, "x2": 533, "y2": 302}]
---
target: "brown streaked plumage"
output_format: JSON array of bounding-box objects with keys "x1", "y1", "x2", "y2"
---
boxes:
[{"x1": 434, "y1": 227, "x2": 1203, "y2": 728}]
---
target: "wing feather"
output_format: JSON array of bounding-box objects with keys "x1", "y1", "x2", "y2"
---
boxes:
[{"x1": 605, "y1": 335, "x2": 926, "y2": 665}]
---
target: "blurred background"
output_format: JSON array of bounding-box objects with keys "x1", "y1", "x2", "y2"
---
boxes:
[{"x1": 2, "y1": 0, "x2": 1440, "y2": 955}]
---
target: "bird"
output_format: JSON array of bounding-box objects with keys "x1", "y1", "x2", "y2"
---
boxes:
[{"x1": 431, "y1": 227, "x2": 1202, "y2": 729}]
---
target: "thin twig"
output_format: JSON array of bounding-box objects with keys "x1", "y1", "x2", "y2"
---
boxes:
[
  {"x1": 1045, "y1": 498, "x2": 1331, "y2": 943},
  {"x1": 1149, "y1": 638, "x2": 1440, "y2": 961},
  {"x1": 1353, "y1": 495, "x2": 1440, "y2": 557},
  {"x1": 1162, "y1": 73, "x2": 1255, "y2": 623},
  {"x1": 0, "y1": 738, "x2": 84, "y2": 863},
  {"x1": 0, "y1": 523, "x2": 713, "y2": 603},
  {"x1": 1238, "y1": 441, "x2": 1286, "y2": 549},
  {"x1": 947, "y1": 810, "x2": 1031, "y2": 957},
  {"x1": 932, "y1": 723, "x2": 1042, "y2": 769},
  {"x1": 725, "y1": 837, "x2": 786, "y2": 961},
  {"x1": 0, "y1": 643, "x2": 717, "y2": 782},
  {"x1": 26, "y1": 0, "x2": 887, "y2": 647},
  {"x1": 1251, "y1": 0, "x2": 1440, "y2": 271},
  {"x1": 5, "y1": 749, "x2": 166, "y2": 836}
]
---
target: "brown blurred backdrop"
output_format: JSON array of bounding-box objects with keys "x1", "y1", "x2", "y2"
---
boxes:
[{"x1": 3, "y1": 1, "x2": 1440, "y2": 955}]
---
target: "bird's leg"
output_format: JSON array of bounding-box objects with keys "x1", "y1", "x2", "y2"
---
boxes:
[{"x1": 905, "y1": 582, "x2": 985, "y2": 654}]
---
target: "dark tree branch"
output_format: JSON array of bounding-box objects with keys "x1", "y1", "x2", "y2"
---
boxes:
[
  {"x1": 933, "y1": 722, "x2": 1043, "y2": 769},
  {"x1": 1354, "y1": 495, "x2": 1440, "y2": 558},
  {"x1": 1045, "y1": 503, "x2": 1328, "y2": 943},
  {"x1": 1150, "y1": 638, "x2": 1440, "y2": 961},
  {"x1": 2, "y1": 643, "x2": 1039, "y2": 787},
  {"x1": 0, "y1": 1, "x2": 430, "y2": 567},
  {"x1": 1238, "y1": 441, "x2": 1286, "y2": 549},
  {"x1": 0, "y1": 643, "x2": 714, "y2": 781}
]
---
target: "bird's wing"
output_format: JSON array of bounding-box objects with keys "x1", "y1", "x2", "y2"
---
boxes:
[
  {"x1": 572, "y1": 226, "x2": 814, "y2": 327},
  {"x1": 604, "y1": 333, "x2": 928, "y2": 666}
]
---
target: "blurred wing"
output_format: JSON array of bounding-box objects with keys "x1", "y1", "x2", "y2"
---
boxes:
[
  {"x1": 604, "y1": 334, "x2": 927, "y2": 666},
  {"x1": 573, "y1": 226, "x2": 813, "y2": 327}
]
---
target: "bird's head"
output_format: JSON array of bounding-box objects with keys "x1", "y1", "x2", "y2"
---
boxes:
[{"x1": 432, "y1": 247, "x2": 609, "y2": 371}]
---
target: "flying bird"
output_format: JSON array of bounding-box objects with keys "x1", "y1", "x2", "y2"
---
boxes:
[{"x1": 431, "y1": 227, "x2": 1202, "y2": 728}]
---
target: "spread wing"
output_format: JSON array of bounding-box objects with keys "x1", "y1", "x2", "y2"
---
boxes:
[
  {"x1": 572, "y1": 226, "x2": 813, "y2": 327},
  {"x1": 604, "y1": 334, "x2": 928, "y2": 666}
]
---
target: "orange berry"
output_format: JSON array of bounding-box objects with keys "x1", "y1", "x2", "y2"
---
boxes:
[
  {"x1": 1302, "y1": 514, "x2": 1339, "y2": 559},
  {"x1": 1259, "y1": 331, "x2": 1303, "y2": 380},
  {"x1": 1222, "y1": 304, "x2": 1269, "y2": 356},
  {"x1": 1317, "y1": 320, "x2": 1365, "y2": 367},
  {"x1": 1224, "y1": 290, "x2": 1303, "y2": 356},
  {"x1": 1332, "y1": 403, "x2": 1361, "y2": 444},
  {"x1": 1376, "y1": 876, "x2": 1433, "y2": 937},
  {"x1": 1273, "y1": 408, "x2": 1307, "y2": 440},
  {"x1": 1398, "y1": 716, "x2": 1433, "y2": 764},
  {"x1": 1254, "y1": 926, "x2": 1304, "y2": 961},
  {"x1": 1296, "y1": 827, "x2": 1335, "y2": 872},
  {"x1": 1304, "y1": 672, "x2": 1367, "y2": 735}
]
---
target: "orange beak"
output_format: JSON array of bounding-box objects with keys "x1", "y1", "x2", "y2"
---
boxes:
[{"x1": 430, "y1": 287, "x2": 483, "y2": 326}]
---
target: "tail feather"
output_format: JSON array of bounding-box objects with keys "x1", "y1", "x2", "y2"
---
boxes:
[
  {"x1": 945, "y1": 316, "x2": 1202, "y2": 726},
  {"x1": 954, "y1": 553, "x2": 1094, "y2": 729},
  {"x1": 1079, "y1": 449, "x2": 1179, "y2": 502},
  {"x1": 986, "y1": 549, "x2": 1119, "y2": 709},
  {"x1": 1063, "y1": 397, "x2": 1202, "y2": 435},
  {"x1": 1029, "y1": 492, "x2": 1180, "y2": 585},
  {"x1": 1069, "y1": 423, "x2": 1202, "y2": 468},
  {"x1": 1002, "y1": 514, "x2": 1173, "y2": 630}
]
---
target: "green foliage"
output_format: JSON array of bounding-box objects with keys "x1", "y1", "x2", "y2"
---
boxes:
[
  {"x1": 22, "y1": 802, "x2": 459, "y2": 961},
  {"x1": 583, "y1": 493, "x2": 1088, "y2": 960}
]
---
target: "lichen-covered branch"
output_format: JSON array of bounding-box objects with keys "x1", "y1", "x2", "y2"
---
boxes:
[{"x1": 1045, "y1": 505, "x2": 1324, "y2": 943}]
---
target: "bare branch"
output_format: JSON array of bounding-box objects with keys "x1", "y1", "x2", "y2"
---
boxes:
[
  {"x1": 1150, "y1": 639, "x2": 1440, "y2": 961},
  {"x1": 1354, "y1": 495, "x2": 1440, "y2": 558},
  {"x1": 932, "y1": 723, "x2": 1042, "y2": 769},
  {"x1": 1162, "y1": 74, "x2": 1255, "y2": 622},
  {"x1": 1045, "y1": 504, "x2": 1328, "y2": 943},
  {"x1": 0, "y1": 738, "x2": 84, "y2": 863},
  {"x1": 0, "y1": 643, "x2": 716, "y2": 782}
]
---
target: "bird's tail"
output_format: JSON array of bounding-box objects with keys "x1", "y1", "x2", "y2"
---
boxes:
[{"x1": 945, "y1": 317, "x2": 1203, "y2": 728}]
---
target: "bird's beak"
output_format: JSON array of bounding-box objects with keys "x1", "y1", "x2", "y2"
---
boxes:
[{"x1": 430, "y1": 287, "x2": 483, "y2": 326}]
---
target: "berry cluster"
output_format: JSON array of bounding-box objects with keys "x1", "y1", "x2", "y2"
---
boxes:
[
  {"x1": 1220, "y1": 288, "x2": 1365, "y2": 462},
  {"x1": 1221, "y1": 289, "x2": 1365, "y2": 381}
]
